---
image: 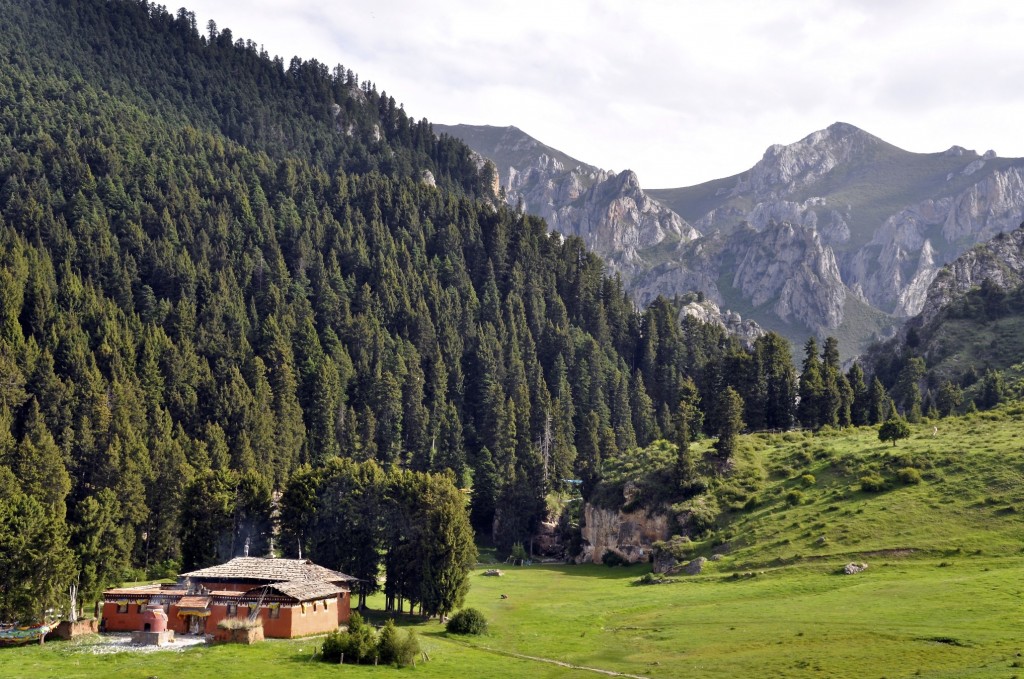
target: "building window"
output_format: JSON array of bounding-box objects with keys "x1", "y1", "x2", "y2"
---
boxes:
[
  {"x1": 226, "y1": 603, "x2": 237, "y2": 617},
  {"x1": 268, "y1": 605, "x2": 280, "y2": 620},
  {"x1": 312, "y1": 601, "x2": 318, "y2": 612},
  {"x1": 116, "y1": 603, "x2": 128, "y2": 614},
  {"x1": 323, "y1": 599, "x2": 329, "y2": 610},
  {"x1": 136, "y1": 604, "x2": 146, "y2": 614}
]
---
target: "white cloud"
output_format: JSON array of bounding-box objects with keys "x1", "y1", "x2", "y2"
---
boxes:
[{"x1": 184, "y1": 0, "x2": 1024, "y2": 186}]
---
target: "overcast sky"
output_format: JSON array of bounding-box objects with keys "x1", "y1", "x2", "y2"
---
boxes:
[{"x1": 184, "y1": 0, "x2": 1024, "y2": 188}]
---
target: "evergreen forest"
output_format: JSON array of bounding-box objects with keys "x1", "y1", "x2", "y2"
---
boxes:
[{"x1": 0, "y1": 0, "x2": 922, "y2": 623}]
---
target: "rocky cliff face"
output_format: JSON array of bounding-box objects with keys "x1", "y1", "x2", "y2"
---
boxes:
[
  {"x1": 632, "y1": 220, "x2": 848, "y2": 336},
  {"x1": 577, "y1": 502, "x2": 671, "y2": 565},
  {"x1": 676, "y1": 124, "x2": 1024, "y2": 321},
  {"x1": 435, "y1": 125, "x2": 699, "y2": 273},
  {"x1": 916, "y1": 223, "x2": 1024, "y2": 326},
  {"x1": 441, "y1": 121, "x2": 1024, "y2": 355}
]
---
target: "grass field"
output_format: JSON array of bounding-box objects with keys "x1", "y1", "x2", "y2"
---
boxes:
[{"x1": 3, "y1": 406, "x2": 1024, "y2": 678}]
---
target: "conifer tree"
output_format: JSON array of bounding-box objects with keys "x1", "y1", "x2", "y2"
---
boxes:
[
  {"x1": 713, "y1": 386, "x2": 745, "y2": 462},
  {"x1": 797, "y1": 338, "x2": 824, "y2": 429}
]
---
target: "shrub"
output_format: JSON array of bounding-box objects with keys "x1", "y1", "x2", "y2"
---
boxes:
[
  {"x1": 785, "y1": 489, "x2": 804, "y2": 506},
  {"x1": 635, "y1": 573, "x2": 676, "y2": 586},
  {"x1": 378, "y1": 619, "x2": 420, "y2": 667},
  {"x1": 799, "y1": 474, "x2": 816, "y2": 487},
  {"x1": 446, "y1": 608, "x2": 488, "y2": 635},
  {"x1": 673, "y1": 493, "x2": 720, "y2": 535},
  {"x1": 601, "y1": 550, "x2": 629, "y2": 567},
  {"x1": 653, "y1": 535, "x2": 694, "y2": 561},
  {"x1": 321, "y1": 612, "x2": 378, "y2": 664},
  {"x1": 860, "y1": 473, "x2": 888, "y2": 492},
  {"x1": 508, "y1": 543, "x2": 528, "y2": 565},
  {"x1": 897, "y1": 467, "x2": 922, "y2": 485}
]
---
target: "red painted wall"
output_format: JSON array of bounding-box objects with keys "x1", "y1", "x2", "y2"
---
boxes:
[
  {"x1": 100, "y1": 603, "x2": 149, "y2": 632},
  {"x1": 103, "y1": 592, "x2": 351, "y2": 638}
]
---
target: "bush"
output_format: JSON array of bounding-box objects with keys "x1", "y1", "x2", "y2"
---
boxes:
[
  {"x1": 601, "y1": 550, "x2": 629, "y2": 567},
  {"x1": 673, "y1": 493, "x2": 720, "y2": 535},
  {"x1": 446, "y1": 608, "x2": 488, "y2": 635},
  {"x1": 897, "y1": 467, "x2": 922, "y2": 485},
  {"x1": 378, "y1": 619, "x2": 420, "y2": 667},
  {"x1": 321, "y1": 612, "x2": 378, "y2": 664},
  {"x1": 860, "y1": 473, "x2": 888, "y2": 492},
  {"x1": 785, "y1": 489, "x2": 804, "y2": 506},
  {"x1": 508, "y1": 543, "x2": 528, "y2": 565}
]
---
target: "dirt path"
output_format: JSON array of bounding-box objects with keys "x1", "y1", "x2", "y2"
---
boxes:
[{"x1": 466, "y1": 642, "x2": 651, "y2": 678}]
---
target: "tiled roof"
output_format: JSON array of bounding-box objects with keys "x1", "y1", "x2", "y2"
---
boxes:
[
  {"x1": 176, "y1": 596, "x2": 211, "y2": 610},
  {"x1": 179, "y1": 557, "x2": 356, "y2": 583},
  {"x1": 252, "y1": 580, "x2": 345, "y2": 601}
]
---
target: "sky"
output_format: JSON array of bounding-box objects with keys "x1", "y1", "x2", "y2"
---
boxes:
[{"x1": 183, "y1": 0, "x2": 1024, "y2": 188}]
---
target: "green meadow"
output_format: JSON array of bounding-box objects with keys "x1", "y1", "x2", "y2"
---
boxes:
[{"x1": 4, "y1": 405, "x2": 1024, "y2": 678}]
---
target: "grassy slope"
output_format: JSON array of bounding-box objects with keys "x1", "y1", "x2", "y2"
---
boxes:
[
  {"x1": 918, "y1": 312, "x2": 1024, "y2": 387},
  {"x1": 6, "y1": 405, "x2": 1024, "y2": 678}
]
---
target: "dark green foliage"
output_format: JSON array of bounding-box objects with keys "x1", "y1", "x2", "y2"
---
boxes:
[
  {"x1": 897, "y1": 467, "x2": 922, "y2": 485},
  {"x1": 593, "y1": 440, "x2": 700, "y2": 511},
  {"x1": 979, "y1": 370, "x2": 1005, "y2": 410},
  {"x1": 713, "y1": 387, "x2": 745, "y2": 461},
  {"x1": 879, "y1": 416, "x2": 911, "y2": 447},
  {"x1": 798, "y1": 338, "x2": 824, "y2": 429},
  {"x1": 868, "y1": 377, "x2": 890, "y2": 425},
  {"x1": 0, "y1": 474, "x2": 76, "y2": 623},
  {"x1": 280, "y1": 460, "x2": 476, "y2": 617},
  {"x1": 377, "y1": 619, "x2": 421, "y2": 667},
  {"x1": 785, "y1": 489, "x2": 804, "y2": 506},
  {"x1": 859, "y1": 473, "x2": 888, "y2": 492},
  {"x1": 756, "y1": 333, "x2": 797, "y2": 430},
  {"x1": 321, "y1": 612, "x2": 378, "y2": 664},
  {"x1": 935, "y1": 381, "x2": 964, "y2": 417},
  {"x1": 0, "y1": 0, "x2": 808, "y2": 605},
  {"x1": 847, "y1": 363, "x2": 870, "y2": 426},
  {"x1": 446, "y1": 607, "x2": 488, "y2": 635},
  {"x1": 602, "y1": 550, "x2": 630, "y2": 567},
  {"x1": 673, "y1": 494, "x2": 720, "y2": 535}
]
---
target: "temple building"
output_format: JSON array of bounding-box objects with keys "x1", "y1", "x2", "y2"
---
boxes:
[{"x1": 101, "y1": 557, "x2": 356, "y2": 638}]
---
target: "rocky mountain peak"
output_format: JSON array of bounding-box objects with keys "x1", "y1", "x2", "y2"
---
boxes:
[{"x1": 742, "y1": 122, "x2": 884, "y2": 198}]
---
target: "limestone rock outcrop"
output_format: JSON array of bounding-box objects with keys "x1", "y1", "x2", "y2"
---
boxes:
[
  {"x1": 577, "y1": 503, "x2": 670, "y2": 565},
  {"x1": 441, "y1": 121, "x2": 1024, "y2": 354}
]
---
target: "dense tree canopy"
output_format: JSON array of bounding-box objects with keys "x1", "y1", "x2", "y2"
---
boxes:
[{"x1": 0, "y1": 0, "x2": 845, "y2": 617}]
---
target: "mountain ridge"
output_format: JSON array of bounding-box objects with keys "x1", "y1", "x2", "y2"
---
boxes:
[{"x1": 443, "y1": 121, "x2": 1024, "y2": 356}]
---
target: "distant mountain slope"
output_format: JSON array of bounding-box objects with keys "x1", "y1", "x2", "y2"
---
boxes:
[
  {"x1": 446, "y1": 121, "x2": 1024, "y2": 357},
  {"x1": 435, "y1": 124, "x2": 700, "y2": 272},
  {"x1": 865, "y1": 223, "x2": 1024, "y2": 400},
  {"x1": 649, "y1": 123, "x2": 1024, "y2": 318}
]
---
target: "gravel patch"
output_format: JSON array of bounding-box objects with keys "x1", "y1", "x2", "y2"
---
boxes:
[{"x1": 69, "y1": 633, "x2": 210, "y2": 654}]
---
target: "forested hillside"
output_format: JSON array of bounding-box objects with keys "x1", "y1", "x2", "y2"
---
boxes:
[{"x1": 0, "y1": 0, "x2": 817, "y2": 622}]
